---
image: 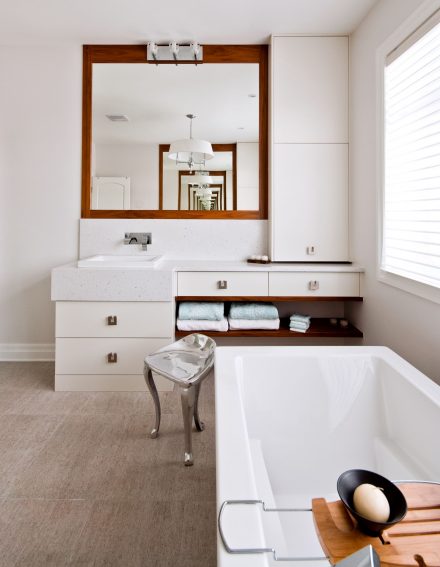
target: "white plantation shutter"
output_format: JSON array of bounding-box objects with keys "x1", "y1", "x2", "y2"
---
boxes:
[{"x1": 383, "y1": 11, "x2": 440, "y2": 289}]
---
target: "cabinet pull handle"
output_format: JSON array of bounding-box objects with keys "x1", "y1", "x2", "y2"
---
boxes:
[
  {"x1": 217, "y1": 280, "x2": 228, "y2": 290},
  {"x1": 308, "y1": 280, "x2": 319, "y2": 291},
  {"x1": 107, "y1": 315, "x2": 118, "y2": 326},
  {"x1": 107, "y1": 352, "x2": 118, "y2": 363},
  {"x1": 307, "y1": 246, "x2": 316, "y2": 255}
]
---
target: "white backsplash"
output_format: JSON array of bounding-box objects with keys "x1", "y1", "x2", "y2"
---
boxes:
[{"x1": 80, "y1": 219, "x2": 268, "y2": 260}]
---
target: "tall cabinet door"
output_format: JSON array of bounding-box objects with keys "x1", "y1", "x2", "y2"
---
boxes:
[
  {"x1": 272, "y1": 144, "x2": 348, "y2": 262},
  {"x1": 270, "y1": 35, "x2": 349, "y2": 261},
  {"x1": 272, "y1": 36, "x2": 348, "y2": 143}
]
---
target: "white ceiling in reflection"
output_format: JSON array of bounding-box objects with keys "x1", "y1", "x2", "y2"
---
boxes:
[{"x1": 92, "y1": 63, "x2": 259, "y2": 145}]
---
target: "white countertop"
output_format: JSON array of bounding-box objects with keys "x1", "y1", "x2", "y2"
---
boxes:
[
  {"x1": 160, "y1": 259, "x2": 364, "y2": 272},
  {"x1": 51, "y1": 258, "x2": 364, "y2": 301}
]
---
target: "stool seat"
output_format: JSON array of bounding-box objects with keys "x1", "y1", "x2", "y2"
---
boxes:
[
  {"x1": 143, "y1": 333, "x2": 216, "y2": 466},
  {"x1": 146, "y1": 333, "x2": 215, "y2": 385}
]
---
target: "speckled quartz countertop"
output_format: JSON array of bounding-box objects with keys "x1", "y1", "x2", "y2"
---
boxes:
[
  {"x1": 51, "y1": 258, "x2": 364, "y2": 301},
  {"x1": 160, "y1": 259, "x2": 364, "y2": 272}
]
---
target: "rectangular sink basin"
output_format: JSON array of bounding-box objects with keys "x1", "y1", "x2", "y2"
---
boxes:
[{"x1": 78, "y1": 255, "x2": 163, "y2": 269}]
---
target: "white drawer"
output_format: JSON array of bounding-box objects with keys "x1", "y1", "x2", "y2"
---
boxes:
[
  {"x1": 269, "y1": 272, "x2": 360, "y2": 297},
  {"x1": 55, "y1": 338, "x2": 170, "y2": 375},
  {"x1": 177, "y1": 271, "x2": 268, "y2": 297},
  {"x1": 56, "y1": 302, "x2": 173, "y2": 338}
]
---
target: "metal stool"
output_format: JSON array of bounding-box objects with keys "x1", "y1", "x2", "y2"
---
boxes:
[{"x1": 143, "y1": 333, "x2": 216, "y2": 466}]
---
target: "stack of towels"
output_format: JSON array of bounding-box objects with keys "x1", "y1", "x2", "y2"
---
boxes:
[
  {"x1": 228, "y1": 303, "x2": 280, "y2": 330},
  {"x1": 176, "y1": 302, "x2": 228, "y2": 332},
  {"x1": 289, "y1": 312, "x2": 311, "y2": 333}
]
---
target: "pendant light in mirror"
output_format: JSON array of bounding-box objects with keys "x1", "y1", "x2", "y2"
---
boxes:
[{"x1": 168, "y1": 114, "x2": 214, "y2": 171}]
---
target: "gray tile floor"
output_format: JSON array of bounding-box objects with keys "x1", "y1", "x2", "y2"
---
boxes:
[{"x1": 0, "y1": 362, "x2": 216, "y2": 566}]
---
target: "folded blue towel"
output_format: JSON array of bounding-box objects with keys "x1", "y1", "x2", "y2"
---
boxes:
[
  {"x1": 290, "y1": 313, "x2": 311, "y2": 323},
  {"x1": 178, "y1": 302, "x2": 224, "y2": 321},
  {"x1": 289, "y1": 320, "x2": 310, "y2": 330},
  {"x1": 229, "y1": 302, "x2": 279, "y2": 320},
  {"x1": 290, "y1": 326, "x2": 307, "y2": 333}
]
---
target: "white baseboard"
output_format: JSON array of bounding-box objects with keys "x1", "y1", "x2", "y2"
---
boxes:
[{"x1": 0, "y1": 343, "x2": 55, "y2": 361}]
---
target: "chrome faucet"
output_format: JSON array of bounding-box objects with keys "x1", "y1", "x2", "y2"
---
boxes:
[{"x1": 124, "y1": 232, "x2": 152, "y2": 251}]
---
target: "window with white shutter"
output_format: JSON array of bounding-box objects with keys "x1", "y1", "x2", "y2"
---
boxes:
[{"x1": 382, "y1": 10, "x2": 440, "y2": 291}]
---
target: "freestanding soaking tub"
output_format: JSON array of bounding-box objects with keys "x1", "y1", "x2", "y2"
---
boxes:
[{"x1": 215, "y1": 346, "x2": 440, "y2": 567}]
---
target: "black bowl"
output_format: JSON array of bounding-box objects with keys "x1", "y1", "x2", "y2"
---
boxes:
[{"x1": 337, "y1": 469, "x2": 407, "y2": 536}]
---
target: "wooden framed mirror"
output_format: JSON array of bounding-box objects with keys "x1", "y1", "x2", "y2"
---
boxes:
[{"x1": 81, "y1": 44, "x2": 268, "y2": 219}]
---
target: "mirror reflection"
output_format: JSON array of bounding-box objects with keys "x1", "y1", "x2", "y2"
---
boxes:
[{"x1": 91, "y1": 63, "x2": 259, "y2": 211}]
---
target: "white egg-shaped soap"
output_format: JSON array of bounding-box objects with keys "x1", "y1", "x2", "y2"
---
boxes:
[{"x1": 353, "y1": 483, "x2": 390, "y2": 522}]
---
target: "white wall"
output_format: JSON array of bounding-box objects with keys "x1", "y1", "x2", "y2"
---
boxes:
[
  {"x1": 95, "y1": 143, "x2": 158, "y2": 209},
  {"x1": 226, "y1": 170, "x2": 233, "y2": 209},
  {"x1": 237, "y1": 142, "x2": 259, "y2": 210},
  {"x1": 0, "y1": 45, "x2": 266, "y2": 358},
  {"x1": 0, "y1": 45, "x2": 82, "y2": 358},
  {"x1": 162, "y1": 169, "x2": 178, "y2": 209},
  {"x1": 348, "y1": 0, "x2": 440, "y2": 384}
]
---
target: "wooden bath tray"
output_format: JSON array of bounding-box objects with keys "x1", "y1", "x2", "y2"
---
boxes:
[{"x1": 312, "y1": 483, "x2": 440, "y2": 567}]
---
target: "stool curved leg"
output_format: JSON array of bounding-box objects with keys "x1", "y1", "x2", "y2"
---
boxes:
[
  {"x1": 194, "y1": 382, "x2": 205, "y2": 432},
  {"x1": 144, "y1": 365, "x2": 161, "y2": 439},
  {"x1": 180, "y1": 385, "x2": 196, "y2": 466}
]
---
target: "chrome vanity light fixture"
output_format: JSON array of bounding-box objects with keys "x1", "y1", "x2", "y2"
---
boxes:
[
  {"x1": 169, "y1": 41, "x2": 179, "y2": 65},
  {"x1": 147, "y1": 41, "x2": 203, "y2": 65},
  {"x1": 168, "y1": 114, "x2": 214, "y2": 172}
]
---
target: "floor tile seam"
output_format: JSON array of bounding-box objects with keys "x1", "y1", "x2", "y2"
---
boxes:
[
  {"x1": 0, "y1": 496, "x2": 90, "y2": 502},
  {"x1": 0, "y1": 414, "x2": 69, "y2": 499},
  {"x1": 0, "y1": 498, "x2": 218, "y2": 508},
  {"x1": 1, "y1": 410, "x2": 179, "y2": 416},
  {"x1": 65, "y1": 511, "x2": 100, "y2": 565},
  {"x1": 65, "y1": 498, "x2": 132, "y2": 564}
]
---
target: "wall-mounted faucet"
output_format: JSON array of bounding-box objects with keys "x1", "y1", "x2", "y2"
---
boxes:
[{"x1": 124, "y1": 232, "x2": 152, "y2": 251}]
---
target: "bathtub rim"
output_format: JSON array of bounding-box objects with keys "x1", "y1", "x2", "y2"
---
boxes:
[{"x1": 214, "y1": 345, "x2": 440, "y2": 567}]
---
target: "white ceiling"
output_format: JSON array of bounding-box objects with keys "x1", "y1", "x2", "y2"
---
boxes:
[
  {"x1": 0, "y1": 0, "x2": 379, "y2": 46},
  {"x1": 93, "y1": 63, "x2": 259, "y2": 144}
]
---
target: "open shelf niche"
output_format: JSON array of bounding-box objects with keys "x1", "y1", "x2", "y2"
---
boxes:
[{"x1": 174, "y1": 296, "x2": 363, "y2": 339}]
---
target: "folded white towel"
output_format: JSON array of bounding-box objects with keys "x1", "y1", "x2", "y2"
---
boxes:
[
  {"x1": 289, "y1": 326, "x2": 307, "y2": 333},
  {"x1": 228, "y1": 317, "x2": 280, "y2": 330},
  {"x1": 176, "y1": 317, "x2": 228, "y2": 332}
]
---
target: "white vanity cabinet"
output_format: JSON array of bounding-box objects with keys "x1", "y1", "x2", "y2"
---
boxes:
[
  {"x1": 175, "y1": 267, "x2": 363, "y2": 339},
  {"x1": 270, "y1": 35, "x2": 349, "y2": 262},
  {"x1": 55, "y1": 301, "x2": 173, "y2": 391},
  {"x1": 177, "y1": 271, "x2": 268, "y2": 297},
  {"x1": 268, "y1": 272, "x2": 360, "y2": 297}
]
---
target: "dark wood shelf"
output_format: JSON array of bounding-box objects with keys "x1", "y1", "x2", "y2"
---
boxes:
[
  {"x1": 175, "y1": 296, "x2": 363, "y2": 302},
  {"x1": 175, "y1": 318, "x2": 363, "y2": 339}
]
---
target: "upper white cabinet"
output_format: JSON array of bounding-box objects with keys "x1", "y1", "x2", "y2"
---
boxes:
[
  {"x1": 272, "y1": 36, "x2": 348, "y2": 143},
  {"x1": 270, "y1": 35, "x2": 349, "y2": 262},
  {"x1": 272, "y1": 143, "x2": 348, "y2": 261}
]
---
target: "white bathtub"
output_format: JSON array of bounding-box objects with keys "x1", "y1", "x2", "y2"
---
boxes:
[{"x1": 215, "y1": 346, "x2": 440, "y2": 567}]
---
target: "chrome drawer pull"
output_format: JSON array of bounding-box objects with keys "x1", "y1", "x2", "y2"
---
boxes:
[
  {"x1": 107, "y1": 352, "x2": 118, "y2": 363},
  {"x1": 107, "y1": 315, "x2": 118, "y2": 326},
  {"x1": 308, "y1": 280, "x2": 319, "y2": 291},
  {"x1": 217, "y1": 280, "x2": 228, "y2": 290}
]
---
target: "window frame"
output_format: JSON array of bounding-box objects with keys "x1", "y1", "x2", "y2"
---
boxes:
[{"x1": 376, "y1": 0, "x2": 440, "y2": 305}]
